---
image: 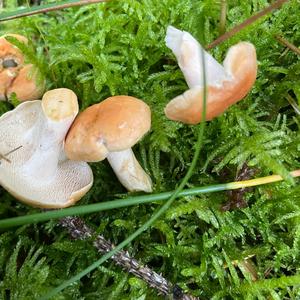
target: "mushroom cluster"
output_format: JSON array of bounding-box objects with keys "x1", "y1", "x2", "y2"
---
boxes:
[
  {"x1": 0, "y1": 34, "x2": 44, "y2": 102},
  {"x1": 0, "y1": 89, "x2": 152, "y2": 207},
  {"x1": 0, "y1": 26, "x2": 258, "y2": 209}
]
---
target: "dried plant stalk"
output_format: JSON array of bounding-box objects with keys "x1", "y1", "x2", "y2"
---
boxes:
[
  {"x1": 0, "y1": 0, "x2": 109, "y2": 21},
  {"x1": 206, "y1": 0, "x2": 289, "y2": 49},
  {"x1": 0, "y1": 145, "x2": 23, "y2": 164},
  {"x1": 219, "y1": 0, "x2": 227, "y2": 35},
  {"x1": 59, "y1": 216, "x2": 198, "y2": 300},
  {"x1": 275, "y1": 35, "x2": 300, "y2": 56}
]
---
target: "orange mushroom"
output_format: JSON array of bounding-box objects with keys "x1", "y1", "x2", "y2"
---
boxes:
[
  {"x1": 164, "y1": 26, "x2": 257, "y2": 124},
  {"x1": 65, "y1": 96, "x2": 152, "y2": 193},
  {"x1": 0, "y1": 34, "x2": 44, "y2": 102}
]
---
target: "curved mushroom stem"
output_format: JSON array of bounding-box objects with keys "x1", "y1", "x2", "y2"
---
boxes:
[
  {"x1": 165, "y1": 25, "x2": 229, "y2": 88},
  {"x1": 21, "y1": 89, "x2": 78, "y2": 181},
  {"x1": 107, "y1": 148, "x2": 152, "y2": 193}
]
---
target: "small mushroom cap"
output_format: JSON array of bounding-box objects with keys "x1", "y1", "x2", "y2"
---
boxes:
[
  {"x1": 42, "y1": 88, "x2": 79, "y2": 121},
  {"x1": 0, "y1": 34, "x2": 27, "y2": 61},
  {"x1": 65, "y1": 95, "x2": 151, "y2": 162},
  {"x1": 165, "y1": 42, "x2": 257, "y2": 124},
  {"x1": 0, "y1": 34, "x2": 27, "y2": 100},
  {"x1": 0, "y1": 34, "x2": 44, "y2": 102},
  {"x1": 0, "y1": 100, "x2": 93, "y2": 208}
]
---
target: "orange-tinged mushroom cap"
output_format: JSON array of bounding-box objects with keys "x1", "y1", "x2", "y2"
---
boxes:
[
  {"x1": 0, "y1": 34, "x2": 44, "y2": 102},
  {"x1": 0, "y1": 34, "x2": 27, "y2": 61},
  {"x1": 165, "y1": 42, "x2": 257, "y2": 124},
  {"x1": 164, "y1": 26, "x2": 257, "y2": 124},
  {"x1": 65, "y1": 95, "x2": 151, "y2": 162},
  {"x1": 7, "y1": 64, "x2": 44, "y2": 101}
]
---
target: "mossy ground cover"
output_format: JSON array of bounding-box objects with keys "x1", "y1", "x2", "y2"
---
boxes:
[{"x1": 1, "y1": 0, "x2": 300, "y2": 299}]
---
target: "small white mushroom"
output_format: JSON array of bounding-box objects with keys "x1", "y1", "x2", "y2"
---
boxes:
[
  {"x1": 0, "y1": 88, "x2": 93, "y2": 208},
  {"x1": 164, "y1": 25, "x2": 257, "y2": 124},
  {"x1": 64, "y1": 95, "x2": 152, "y2": 193}
]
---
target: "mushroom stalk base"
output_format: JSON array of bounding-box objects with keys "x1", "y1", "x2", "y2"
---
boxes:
[
  {"x1": 165, "y1": 26, "x2": 229, "y2": 88},
  {"x1": 107, "y1": 148, "x2": 152, "y2": 193},
  {"x1": 22, "y1": 115, "x2": 73, "y2": 181}
]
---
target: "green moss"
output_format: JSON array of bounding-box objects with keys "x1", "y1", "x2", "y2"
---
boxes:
[{"x1": 1, "y1": 0, "x2": 300, "y2": 299}]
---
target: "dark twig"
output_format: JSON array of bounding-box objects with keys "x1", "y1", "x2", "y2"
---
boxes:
[
  {"x1": 206, "y1": 0, "x2": 289, "y2": 50},
  {"x1": 59, "y1": 216, "x2": 198, "y2": 300},
  {"x1": 275, "y1": 35, "x2": 300, "y2": 56},
  {"x1": 0, "y1": 0, "x2": 109, "y2": 22},
  {"x1": 4, "y1": 145, "x2": 23, "y2": 156}
]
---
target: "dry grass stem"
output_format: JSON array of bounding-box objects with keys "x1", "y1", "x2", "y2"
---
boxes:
[
  {"x1": 0, "y1": 145, "x2": 23, "y2": 163},
  {"x1": 206, "y1": 0, "x2": 289, "y2": 49},
  {"x1": 0, "y1": 0, "x2": 109, "y2": 21},
  {"x1": 219, "y1": 0, "x2": 227, "y2": 35},
  {"x1": 275, "y1": 35, "x2": 300, "y2": 56}
]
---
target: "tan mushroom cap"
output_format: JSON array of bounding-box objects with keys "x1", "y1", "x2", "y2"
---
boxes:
[
  {"x1": 65, "y1": 95, "x2": 151, "y2": 162},
  {"x1": 0, "y1": 34, "x2": 27, "y2": 61},
  {"x1": 42, "y1": 87, "x2": 79, "y2": 121},
  {"x1": 0, "y1": 34, "x2": 44, "y2": 102},
  {"x1": 164, "y1": 42, "x2": 257, "y2": 124},
  {"x1": 0, "y1": 34, "x2": 26, "y2": 100},
  {"x1": 0, "y1": 98, "x2": 93, "y2": 208},
  {"x1": 6, "y1": 64, "x2": 44, "y2": 101}
]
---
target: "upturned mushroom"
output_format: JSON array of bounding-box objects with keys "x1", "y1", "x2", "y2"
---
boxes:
[
  {"x1": 164, "y1": 26, "x2": 257, "y2": 124},
  {"x1": 0, "y1": 34, "x2": 44, "y2": 102},
  {"x1": 0, "y1": 88, "x2": 93, "y2": 208},
  {"x1": 65, "y1": 95, "x2": 152, "y2": 193}
]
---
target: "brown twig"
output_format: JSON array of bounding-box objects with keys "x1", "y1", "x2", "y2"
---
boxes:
[
  {"x1": 59, "y1": 216, "x2": 199, "y2": 300},
  {"x1": 285, "y1": 94, "x2": 300, "y2": 115},
  {"x1": 4, "y1": 145, "x2": 23, "y2": 156},
  {"x1": 206, "y1": 0, "x2": 290, "y2": 50},
  {"x1": 0, "y1": 153, "x2": 10, "y2": 163},
  {"x1": 0, "y1": 0, "x2": 109, "y2": 22},
  {"x1": 0, "y1": 145, "x2": 23, "y2": 163},
  {"x1": 275, "y1": 35, "x2": 300, "y2": 56}
]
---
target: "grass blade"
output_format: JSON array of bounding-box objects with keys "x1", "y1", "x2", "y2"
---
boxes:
[
  {"x1": 0, "y1": 0, "x2": 109, "y2": 22},
  {"x1": 1, "y1": 170, "x2": 300, "y2": 229}
]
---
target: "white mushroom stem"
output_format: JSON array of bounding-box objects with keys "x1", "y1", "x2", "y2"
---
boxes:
[
  {"x1": 165, "y1": 25, "x2": 230, "y2": 88},
  {"x1": 21, "y1": 115, "x2": 75, "y2": 180},
  {"x1": 107, "y1": 148, "x2": 152, "y2": 193},
  {"x1": 21, "y1": 89, "x2": 78, "y2": 181}
]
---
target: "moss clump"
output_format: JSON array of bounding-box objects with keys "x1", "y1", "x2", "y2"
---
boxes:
[{"x1": 1, "y1": 0, "x2": 300, "y2": 299}]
